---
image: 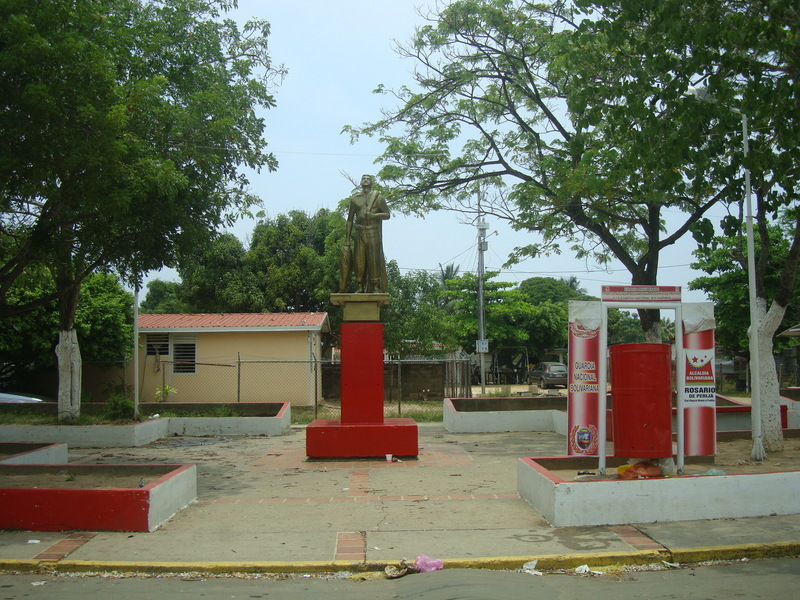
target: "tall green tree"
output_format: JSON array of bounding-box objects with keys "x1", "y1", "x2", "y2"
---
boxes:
[
  {"x1": 248, "y1": 209, "x2": 342, "y2": 312},
  {"x1": 443, "y1": 271, "x2": 565, "y2": 357},
  {"x1": 690, "y1": 217, "x2": 800, "y2": 368},
  {"x1": 0, "y1": 272, "x2": 133, "y2": 392},
  {"x1": 518, "y1": 277, "x2": 591, "y2": 306},
  {"x1": 383, "y1": 262, "x2": 458, "y2": 357},
  {"x1": 0, "y1": 0, "x2": 280, "y2": 418},
  {"x1": 179, "y1": 233, "x2": 263, "y2": 313},
  {"x1": 142, "y1": 209, "x2": 346, "y2": 316},
  {"x1": 139, "y1": 280, "x2": 188, "y2": 314},
  {"x1": 344, "y1": 0, "x2": 726, "y2": 340},
  {"x1": 580, "y1": 0, "x2": 800, "y2": 455},
  {"x1": 0, "y1": 263, "x2": 57, "y2": 389}
]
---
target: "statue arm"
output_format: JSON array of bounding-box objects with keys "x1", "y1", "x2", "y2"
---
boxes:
[
  {"x1": 371, "y1": 194, "x2": 390, "y2": 221},
  {"x1": 344, "y1": 201, "x2": 356, "y2": 242}
]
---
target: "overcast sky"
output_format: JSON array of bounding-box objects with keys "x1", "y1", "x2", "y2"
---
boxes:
[{"x1": 150, "y1": 0, "x2": 718, "y2": 303}]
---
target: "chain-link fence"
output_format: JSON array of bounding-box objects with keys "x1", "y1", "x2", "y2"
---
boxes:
[{"x1": 85, "y1": 357, "x2": 473, "y2": 423}]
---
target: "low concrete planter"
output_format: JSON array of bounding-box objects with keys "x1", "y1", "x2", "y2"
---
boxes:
[
  {"x1": 443, "y1": 397, "x2": 567, "y2": 434},
  {"x1": 0, "y1": 419, "x2": 169, "y2": 448},
  {"x1": 445, "y1": 397, "x2": 798, "y2": 437},
  {"x1": 0, "y1": 403, "x2": 291, "y2": 447},
  {"x1": 0, "y1": 463, "x2": 196, "y2": 532},
  {"x1": 0, "y1": 443, "x2": 68, "y2": 465},
  {"x1": 517, "y1": 456, "x2": 800, "y2": 527},
  {"x1": 136, "y1": 402, "x2": 288, "y2": 418},
  {"x1": 168, "y1": 404, "x2": 290, "y2": 437}
]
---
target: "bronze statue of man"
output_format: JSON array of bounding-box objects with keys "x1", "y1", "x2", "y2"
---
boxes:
[{"x1": 339, "y1": 174, "x2": 390, "y2": 293}]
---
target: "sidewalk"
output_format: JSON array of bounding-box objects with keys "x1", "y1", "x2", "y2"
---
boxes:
[{"x1": 1, "y1": 424, "x2": 799, "y2": 574}]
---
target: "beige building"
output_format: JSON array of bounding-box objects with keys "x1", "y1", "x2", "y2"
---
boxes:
[{"x1": 129, "y1": 313, "x2": 330, "y2": 406}]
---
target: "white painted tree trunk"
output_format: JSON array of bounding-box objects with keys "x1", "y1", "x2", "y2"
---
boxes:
[
  {"x1": 56, "y1": 329, "x2": 82, "y2": 420},
  {"x1": 755, "y1": 297, "x2": 785, "y2": 453}
]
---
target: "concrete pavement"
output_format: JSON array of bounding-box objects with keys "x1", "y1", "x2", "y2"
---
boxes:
[{"x1": 1, "y1": 424, "x2": 799, "y2": 575}]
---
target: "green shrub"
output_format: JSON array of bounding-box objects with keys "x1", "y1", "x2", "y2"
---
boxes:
[{"x1": 104, "y1": 394, "x2": 134, "y2": 421}]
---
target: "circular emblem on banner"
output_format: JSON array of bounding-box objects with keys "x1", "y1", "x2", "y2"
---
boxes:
[
  {"x1": 569, "y1": 424, "x2": 598, "y2": 454},
  {"x1": 686, "y1": 350, "x2": 713, "y2": 369},
  {"x1": 569, "y1": 323, "x2": 599, "y2": 339}
]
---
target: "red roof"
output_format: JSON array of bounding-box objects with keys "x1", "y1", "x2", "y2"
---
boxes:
[{"x1": 138, "y1": 313, "x2": 329, "y2": 332}]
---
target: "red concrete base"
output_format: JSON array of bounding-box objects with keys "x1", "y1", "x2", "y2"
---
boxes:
[
  {"x1": 0, "y1": 464, "x2": 196, "y2": 532},
  {"x1": 306, "y1": 418, "x2": 419, "y2": 458}
]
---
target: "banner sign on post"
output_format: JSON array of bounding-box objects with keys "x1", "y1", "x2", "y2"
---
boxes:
[
  {"x1": 601, "y1": 285, "x2": 682, "y2": 302},
  {"x1": 567, "y1": 301, "x2": 602, "y2": 455},
  {"x1": 682, "y1": 303, "x2": 716, "y2": 456}
]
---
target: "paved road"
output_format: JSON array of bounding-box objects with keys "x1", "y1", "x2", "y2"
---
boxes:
[{"x1": 1, "y1": 558, "x2": 797, "y2": 599}]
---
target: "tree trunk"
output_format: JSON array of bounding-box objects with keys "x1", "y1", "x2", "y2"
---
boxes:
[
  {"x1": 55, "y1": 275, "x2": 82, "y2": 421},
  {"x1": 56, "y1": 328, "x2": 82, "y2": 420},
  {"x1": 758, "y1": 297, "x2": 785, "y2": 452},
  {"x1": 638, "y1": 308, "x2": 662, "y2": 342}
]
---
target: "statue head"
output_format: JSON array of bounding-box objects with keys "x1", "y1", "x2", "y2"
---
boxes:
[{"x1": 360, "y1": 174, "x2": 374, "y2": 188}]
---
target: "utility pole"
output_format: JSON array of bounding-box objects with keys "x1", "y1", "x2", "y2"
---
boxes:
[{"x1": 476, "y1": 217, "x2": 489, "y2": 394}]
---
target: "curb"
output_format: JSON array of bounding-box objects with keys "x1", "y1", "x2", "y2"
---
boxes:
[
  {"x1": 668, "y1": 541, "x2": 800, "y2": 563},
  {"x1": 1, "y1": 543, "x2": 798, "y2": 576}
]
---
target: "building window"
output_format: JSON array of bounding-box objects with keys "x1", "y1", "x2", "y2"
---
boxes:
[
  {"x1": 146, "y1": 333, "x2": 169, "y2": 356},
  {"x1": 172, "y1": 335, "x2": 196, "y2": 374}
]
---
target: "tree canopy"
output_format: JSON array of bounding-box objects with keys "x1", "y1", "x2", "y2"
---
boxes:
[
  {"x1": 344, "y1": 0, "x2": 741, "y2": 338},
  {"x1": 690, "y1": 217, "x2": 800, "y2": 360},
  {"x1": 0, "y1": 272, "x2": 132, "y2": 392},
  {"x1": 584, "y1": 0, "x2": 800, "y2": 454},
  {"x1": 346, "y1": 0, "x2": 798, "y2": 452},
  {"x1": 0, "y1": 0, "x2": 281, "y2": 417},
  {"x1": 142, "y1": 209, "x2": 343, "y2": 315},
  {"x1": 0, "y1": 0, "x2": 280, "y2": 317}
]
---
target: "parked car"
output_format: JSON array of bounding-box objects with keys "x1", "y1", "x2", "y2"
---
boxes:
[
  {"x1": 527, "y1": 362, "x2": 568, "y2": 389},
  {"x1": 0, "y1": 392, "x2": 45, "y2": 403}
]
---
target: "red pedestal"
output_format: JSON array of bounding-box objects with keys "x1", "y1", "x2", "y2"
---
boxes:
[
  {"x1": 306, "y1": 303, "x2": 418, "y2": 458},
  {"x1": 340, "y1": 322, "x2": 384, "y2": 424},
  {"x1": 611, "y1": 343, "x2": 673, "y2": 458},
  {"x1": 306, "y1": 418, "x2": 418, "y2": 458}
]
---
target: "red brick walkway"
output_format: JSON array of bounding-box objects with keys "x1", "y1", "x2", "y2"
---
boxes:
[
  {"x1": 34, "y1": 532, "x2": 97, "y2": 561},
  {"x1": 251, "y1": 443, "x2": 475, "y2": 471},
  {"x1": 195, "y1": 442, "x2": 520, "y2": 505},
  {"x1": 608, "y1": 525, "x2": 667, "y2": 552}
]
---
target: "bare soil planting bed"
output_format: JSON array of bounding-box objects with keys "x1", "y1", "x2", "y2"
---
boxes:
[
  {"x1": 0, "y1": 470, "x2": 159, "y2": 489},
  {"x1": 546, "y1": 437, "x2": 800, "y2": 481}
]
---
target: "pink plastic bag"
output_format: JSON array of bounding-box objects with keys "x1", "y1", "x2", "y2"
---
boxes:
[{"x1": 415, "y1": 553, "x2": 444, "y2": 572}]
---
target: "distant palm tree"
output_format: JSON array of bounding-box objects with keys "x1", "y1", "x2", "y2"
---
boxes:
[
  {"x1": 438, "y1": 263, "x2": 460, "y2": 312},
  {"x1": 439, "y1": 263, "x2": 460, "y2": 286},
  {"x1": 560, "y1": 275, "x2": 587, "y2": 295}
]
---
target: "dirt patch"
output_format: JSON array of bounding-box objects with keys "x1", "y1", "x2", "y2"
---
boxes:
[
  {"x1": 549, "y1": 437, "x2": 800, "y2": 481},
  {"x1": 0, "y1": 471, "x2": 161, "y2": 489}
]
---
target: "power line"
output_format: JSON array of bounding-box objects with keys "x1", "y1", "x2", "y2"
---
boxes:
[{"x1": 395, "y1": 262, "x2": 696, "y2": 276}]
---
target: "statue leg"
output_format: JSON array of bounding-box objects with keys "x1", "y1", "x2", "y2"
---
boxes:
[
  {"x1": 365, "y1": 230, "x2": 384, "y2": 293},
  {"x1": 353, "y1": 238, "x2": 367, "y2": 293},
  {"x1": 338, "y1": 244, "x2": 352, "y2": 293}
]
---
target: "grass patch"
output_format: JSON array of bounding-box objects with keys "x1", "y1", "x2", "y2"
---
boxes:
[
  {"x1": 290, "y1": 401, "x2": 443, "y2": 425},
  {"x1": 0, "y1": 411, "x2": 134, "y2": 426},
  {"x1": 156, "y1": 405, "x2": 236, "y2": 419},
  {"x1": 1, "y1": 400, "x2": 445, "y2": 426}
]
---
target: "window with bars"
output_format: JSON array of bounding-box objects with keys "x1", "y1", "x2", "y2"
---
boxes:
[
  {"x1": 172, "y1": 335, "x2": 196, "y2": 374},
  {"x1": 146, "y1": 333, "x2": 169, "y2": 356}
]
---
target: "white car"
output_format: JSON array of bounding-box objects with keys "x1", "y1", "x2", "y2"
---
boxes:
[{"x1": 0, "y1": 392, "x2": 45, "y2": 403}]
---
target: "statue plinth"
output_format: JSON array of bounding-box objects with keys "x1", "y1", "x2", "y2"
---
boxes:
[
  {"x1": 305, "y1": 292, "x2": 417, "y2": 458},
  {"x1": 330, "y1": 293, "x2": 389, "y2": 322}
]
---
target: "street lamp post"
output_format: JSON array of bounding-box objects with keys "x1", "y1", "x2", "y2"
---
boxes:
[
  {"x1": 476, "y1": 217, "x2": 489, "y2": 395},
  {"x1": 689, "y1": 87, "x2": 765, "y2": 460},
  {"x1": 740, "y1": 112, "x2": 766, "y2": 461}
]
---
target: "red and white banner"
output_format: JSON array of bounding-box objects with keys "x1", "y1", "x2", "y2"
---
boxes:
[
  {"x1": 682, "y1": 303, "x2": 716, "y2": 456},
  {"x1": 601, "y1": 285, "x2": 681, "y2": 302},
  {"x1": 567, "y1": 302, "x2": 602, "y2": 455}
]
